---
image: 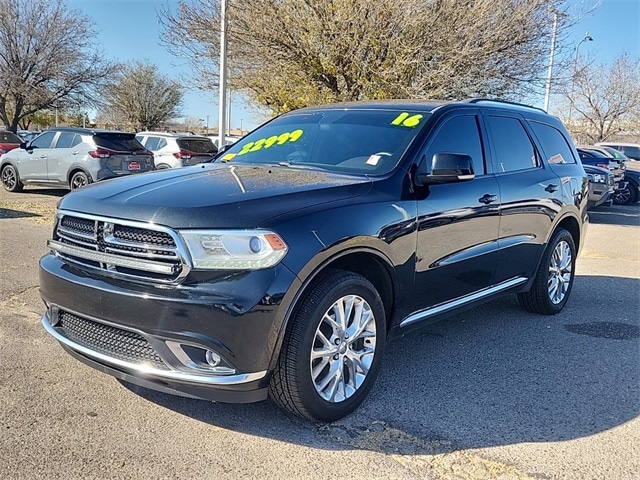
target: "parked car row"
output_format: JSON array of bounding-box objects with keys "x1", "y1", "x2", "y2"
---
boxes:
[{"x1": 577, "y1": 144, "x2": 640, "y2": 208}]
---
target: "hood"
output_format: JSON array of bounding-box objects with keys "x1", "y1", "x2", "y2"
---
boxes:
[{"x1": 57, "y1": 163, "x2": 372, "y2": 228}]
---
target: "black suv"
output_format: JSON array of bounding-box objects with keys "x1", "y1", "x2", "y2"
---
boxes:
[{"x1": 39, "y1": 99, "x2": 588, "y2": 422}]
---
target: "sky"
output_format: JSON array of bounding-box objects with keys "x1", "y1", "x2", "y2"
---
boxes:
[{"x1": 69, "y1": 0, "x2": 639, "y2": 130}]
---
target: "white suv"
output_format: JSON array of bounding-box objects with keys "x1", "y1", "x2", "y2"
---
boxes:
[
  {"x1": 595, "y1": 142, "x2": 640, "y2": 161},
  {"x1": 136, "y1": 132, "x2": 217, "y2": 169}
]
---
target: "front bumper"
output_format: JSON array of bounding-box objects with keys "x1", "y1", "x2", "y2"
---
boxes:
[{"x1": 39, "y1": 253, "x2": 299, "y2": 403}]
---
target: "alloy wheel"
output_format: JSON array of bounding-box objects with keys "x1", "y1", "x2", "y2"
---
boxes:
[
  {"x1": 548, "y1": 240, "x2": 573, "y2": 304},
  {"x1": 310, "y1": 294, "x2": 377, "y2": 403}
]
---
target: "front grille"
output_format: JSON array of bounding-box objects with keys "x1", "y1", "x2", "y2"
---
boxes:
[
  {"x1": 57, "y1": 310, "x2": 168, "y2": 370},
  {"x1": 53, "y1": 212, "x2": 185, "y2": 281}
]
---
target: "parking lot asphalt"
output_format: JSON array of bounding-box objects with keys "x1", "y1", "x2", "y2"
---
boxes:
[{"x1": 1, "y1": 187, "x2": 638, "y2": 479}]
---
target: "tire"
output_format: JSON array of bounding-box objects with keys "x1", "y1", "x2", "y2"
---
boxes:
[
  {"x1": 1, "y1": 164, "x2": 23, "y2": 192},
  {"x1": 612, "y1": 181, "x2": 637, "y2": 205},
  {"x1": 156, "y1": 164, "x2": 171, "y2": 170},
  {"x1": 270, "y1": 270, "x2": 386, "y2": 422},
  {"x1": 70, "y1": 171, "x2": 91, "y2": 190},
  {"x1": 518, "y1": 228, "x2": 576, "y2": 315}
]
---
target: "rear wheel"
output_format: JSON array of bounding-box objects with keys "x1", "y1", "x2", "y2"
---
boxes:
[
  {"x1": 612, "y1": 181, "x2": 637, "y2": 205},
  {"x1": 270, "y1": 270, "x2": 386, "y2": 422},
  {"x1": 1, "y1": 164, "x2": 23, "y2": 192},
  {"x1": 518, "y1": 228, "x2": 575, "y2": 315},
  {"x1": 70, "y1": 171, "x2": 91, "y2": 190}
]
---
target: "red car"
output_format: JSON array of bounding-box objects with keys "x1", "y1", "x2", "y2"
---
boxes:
[{"x1": 0, "y1": 131, "x2": 23, "y2": 155}]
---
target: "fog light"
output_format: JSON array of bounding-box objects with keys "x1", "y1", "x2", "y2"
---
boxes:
[{"x1": 205, "y1": 350, "x2": 221, "y2": 367}]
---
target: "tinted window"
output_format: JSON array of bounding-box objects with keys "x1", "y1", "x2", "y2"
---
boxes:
[
  {"x1": 424, "y1": 115, "x2": 485, "y2": 175},
  {"x1": 0, "y1": 132, "x2": 22, "y2": 143},
  {"x1": 529, "y1": 122, "x2": 576, "y2": 164},
  {"x1": 30, "y1": 131, "x2": 56, "y2": 149},
  {"x1": 176, "y1": 138, "x2": 216, "y2": 154},
  {"x1": 55, "y1": 133, "x2": 81, "y2": 149},
  {"x1": 487, "y1": 116, "x2": 538, "y2": 172},
  {"x1": 621, "y1": 146, "x2": 640, "y2": 159},
  {"x1": 94, "y1": 133, "x2": 145, "y2": 152},
  {"x1": 157, "y1": 138, "x2": 167, "y2": 149}
]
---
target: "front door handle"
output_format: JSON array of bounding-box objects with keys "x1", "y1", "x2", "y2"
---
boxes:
[
  {"x1": 545, "y1": 184, "x2": 559, "y2": 193},
  {"x1": 478, "y1": 194, "x2": 498, "y2": 204}
]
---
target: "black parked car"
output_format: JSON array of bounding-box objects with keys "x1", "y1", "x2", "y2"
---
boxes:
[
  {"x1": 576, "y1": 147, "x2": 626, "y2": 184},
  {"x1": 39, "y1": 99, "x2": 588, "y2": 422}
]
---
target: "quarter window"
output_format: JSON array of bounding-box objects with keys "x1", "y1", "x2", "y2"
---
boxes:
[
  {"x1": 424, "y1": 115, "x2": 486, "y2": 175},
  {"x1": 487, "y1": 116, "x2": 539, "y2": 172}
]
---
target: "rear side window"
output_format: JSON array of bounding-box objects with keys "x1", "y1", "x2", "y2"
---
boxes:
[
  {"x1": 0, "y1": 132, "x2": 22, "y2": 143},
  {"x1": 55, "y1": 133, "x2": 82, "y2": 149},
  {"x1": 177, "y1": 138, "x2": 216, "y2": 154},
  {"x1": 423, "y1": 115, "x2": 486, "y2": 175},
  {"x1": 486, "y1": 116, "x2": 539, "y2": 172},
  {"x1": 621, "y1": 146, "x2": 640, "y2": 159},
  {"x1": 94, "y1": 133, "x2": 146, "y2": 152},
  {"x1": 529, "y1": 122, "x2": 577, "y2": 164}
]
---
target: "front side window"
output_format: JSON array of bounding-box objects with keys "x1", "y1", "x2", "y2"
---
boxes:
[
  {"x1": 486, "y1": 116, "x2": 539, "y2": 173},
  {"x1": 217, "y1": 109, "x2": 430, "y2": 175},
  {"x1": 423, "y1": 115, "x2": 486, "y2": 175},
  {"x1": 30, "y1": 131, "x2": 56, "y2": 149}
]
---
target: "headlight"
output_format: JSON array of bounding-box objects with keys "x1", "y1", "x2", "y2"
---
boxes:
[
  {"x1": 587, "y1": 173, "x2": 605, "y2": 183},
  {"x1": 179, "y1": 229, "x2": 288, "y2": 270}
]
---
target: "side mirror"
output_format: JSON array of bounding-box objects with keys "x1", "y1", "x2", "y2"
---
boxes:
[
  {"x1": 19, "y1": 142, "x2": 27, "y2": 150},
  {"x1": 417, "y1": 153, "x2": 475, "y2": 185}
]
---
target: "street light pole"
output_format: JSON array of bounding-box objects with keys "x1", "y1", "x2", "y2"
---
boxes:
[
  {"x1": 218, "y1": 0, "x2": 228, "y2": 148},
  {"x1": 568, "y1": 31, "x2": 593, "y2": 121},
  {"x1": 543, "y1": 12, "x2": 558, "y2": 113}
]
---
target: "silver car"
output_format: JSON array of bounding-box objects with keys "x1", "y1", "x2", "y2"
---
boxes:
[
  {"x1": 1, "y1": 128, "x2": 155, "y2": 192},
  {"x1": 135, "y1": 132, "x2": 217, "y2": 169}
]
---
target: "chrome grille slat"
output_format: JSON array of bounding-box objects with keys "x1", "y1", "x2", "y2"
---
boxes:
[
  {"x1": 51, "y1": 211, "x2": 188, "y2": 283},
  {"x1": 57, "y1": 310, "x2": 168, "y2": 370}
]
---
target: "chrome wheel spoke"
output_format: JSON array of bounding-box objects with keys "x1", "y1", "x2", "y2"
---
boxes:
[
  {"x1": 547, "y1": 240, "x2": 573, "y2": 304},
  {"x1": 310, "y1": 293, "x2": 377, "y2": 403}
]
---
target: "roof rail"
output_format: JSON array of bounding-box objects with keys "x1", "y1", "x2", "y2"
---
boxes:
[{"x1": 464, "y1": 98, "x2": 547, "y2": 114}]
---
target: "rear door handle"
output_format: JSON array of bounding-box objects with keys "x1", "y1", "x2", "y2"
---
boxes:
[
  {"x1": 478, "y1": 194, "x2": 498, "y2": 204},
  {"x1": 545, "y1": 184, "x2": 559, "y2": 193}
]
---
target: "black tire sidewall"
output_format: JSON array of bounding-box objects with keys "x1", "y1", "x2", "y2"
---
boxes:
[
  {"x1": 537, "y1": 229, "x2": 576, "y2": 314},
  {"x1": 291, "y1": 273, "x2": 386, "y2": 422},
  {"x1": 2, "y1": 165, "x2": 21, "y2": 192}
]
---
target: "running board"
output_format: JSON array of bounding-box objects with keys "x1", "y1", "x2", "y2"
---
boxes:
[{"x1": 399, "y1": 276, "x2": 528, "y2": 328}]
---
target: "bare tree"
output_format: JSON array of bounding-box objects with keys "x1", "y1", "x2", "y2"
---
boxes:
[
  {"x1": 0, "y1": 0, "x2": 109, "y2": 132},
  {"x1": 99, "y1": 61, "x2": 183, "y2": 131},
  {"x1": 160, "y1": 0, "x2": 582, "y2": 114},
  {"x1": 562, "y1": 54, "x2": 640, "y2": 144}
]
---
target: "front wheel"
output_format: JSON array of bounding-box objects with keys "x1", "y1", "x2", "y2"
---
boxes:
[
  {"x1": 518, "y1": 228, "x2": 576, "y2": 315},
  {"x1": 612, "y1": 181, "x2": 637, "y2": 205},
  {"x1": 1, "y1": 164, "x2": 23, "y2": 192},
  {"x1": 270, "y1": 270, "x2": 386, "y2": 422},
  {"x1": 70, "y1": 171, "x2": 91, "y2": 190}
]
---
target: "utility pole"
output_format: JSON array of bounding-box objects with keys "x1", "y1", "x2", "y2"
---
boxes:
[
  {"x1": 218, "y1": 0, "x2": 228, "y2": 148},
  {"x1": 543, "y1": 12, "x2": 558, "y2": 113}
]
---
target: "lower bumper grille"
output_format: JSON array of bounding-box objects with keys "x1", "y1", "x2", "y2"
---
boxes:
[{"x1": 56, "y1": 310, "x2": 168, "y2": 370}]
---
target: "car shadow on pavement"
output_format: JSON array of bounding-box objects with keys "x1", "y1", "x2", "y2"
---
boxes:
[
  {"x1": 0, "y1": 207, "x2": 42, "y2": 219},
  {"x1": 121, "y1": 274, "x2": 640, "y2": 454},
  {"x1": 589, "y1": 203, "x2": 640, "y2": 226}
]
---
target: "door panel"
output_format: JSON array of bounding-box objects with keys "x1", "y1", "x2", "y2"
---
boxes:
[{"x1": 412, "y1": 113, "x2": 500, "y2": 311}]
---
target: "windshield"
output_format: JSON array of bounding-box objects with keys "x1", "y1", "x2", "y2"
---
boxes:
[{"x1": 216, "y1": 109, "x2": 429, "y2": 175}]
